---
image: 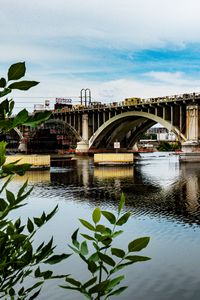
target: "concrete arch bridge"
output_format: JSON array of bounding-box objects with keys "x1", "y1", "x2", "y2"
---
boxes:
[{"x1": 18, "y1": 92, "x2": 200, "y2": 153}]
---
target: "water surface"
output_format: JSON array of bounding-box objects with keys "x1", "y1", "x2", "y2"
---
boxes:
[{"x1": 9, "y1": 153, "x2": 200, "y2": 300}]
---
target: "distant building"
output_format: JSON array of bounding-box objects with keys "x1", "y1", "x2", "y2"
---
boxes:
[{"x1": 147, "y1": 127, "x2": 177, "y2": 141}]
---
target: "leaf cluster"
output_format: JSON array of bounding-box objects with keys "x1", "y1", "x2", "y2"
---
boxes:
[
  {"x1": 0, "y1": 62, "x2": 70, "y2": 299},
  {"x1": 61, "y1": 193, "x2": 151, "y2": 300},
  {"x1": 0, "y1": 182, "x2": 69, "y2": 299},
  {"x1": 0, "y1": 62, "x2": 51, "y2": 132}
]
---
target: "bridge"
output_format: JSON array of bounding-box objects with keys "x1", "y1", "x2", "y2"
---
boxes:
[{"x1": 16, "y1": 92, "x2": 200, "y2": 154}]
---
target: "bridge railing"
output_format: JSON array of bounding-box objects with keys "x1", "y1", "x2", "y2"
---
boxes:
[{"x1": 51, "y1": 91, "x2": 200, "y2": 113}]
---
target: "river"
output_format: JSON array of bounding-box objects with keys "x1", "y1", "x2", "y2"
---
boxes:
[{"x1": 7, "y1": 152, "x2": 200, "y2": 300}]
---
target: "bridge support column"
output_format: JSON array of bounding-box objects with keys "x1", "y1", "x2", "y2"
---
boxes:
[
  {"x1": 76, "y1": 114, "x2": 89, "y2": 153},
  {"x1": 18, "y1": 138, "x2": 27, "y2": 153},
  {"x1": 181, "y1": 105, "x2": 200, "y2": 161}
]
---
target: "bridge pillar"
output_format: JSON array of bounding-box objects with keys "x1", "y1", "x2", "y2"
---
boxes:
[
  {"x1": 76, "y1": 114, "x2": 89, "y2": 153},
  {"x1": 18, "y1": 138, "x2": 27, "y2": 153},
  {"x1": 181, "y1": 104, "x2": 200, "y2": 159}
]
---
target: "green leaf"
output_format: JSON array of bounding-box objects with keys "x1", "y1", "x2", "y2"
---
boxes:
[
  {"x1": 82, "y1": 277, "x2": 97, "y2": 289},
  {"x1": 0, "y1": 77, "x2": 6, "y2": 88},
  {"x1": 0, "y1": 198, "x2": 8, "y2": 211},
  {"x1": 2, "y1": 163, "x2": 31, "y2": 176},
  {"x1": 88, "y1": 252, "x2": 99, "y2": 262},
  {"x1": 110, "y1": 262, "x2": 132, "y2": 274},
  {"x1": 92, "y1": 207, "x2": 101, "y2": 224},
  {"x1": 23, "y1": 111, "x2": 51, "y2": 127},
  {"x1": 96, "y1": 224, "x2": 106, "y2": 233},
  {"x1": 89, "y1": 280, "x2": 110, "y2": 294},
  {"x1": 26, "y1": 282, "x2": 43, "y2": 293},
  {"x1": 33, "y1": 217, "x2": 43, "y2": 227},
  {"x1": 8, "y1": 100, "x2": 15, "y2": 116},
  {"x1": 128, "y1": 237, "x2": 150, "y2": 252},
  {"x1": 17, "y1": 180, "x2": 28, "y2": 197},
  {"x1": 9, "y1": 288, "x2": 15, "y2": 296},
  {"x1": 40, "y1": 270, "x2": 53, "y2": 279},
  {"x1": 0, "y1": 141, "x2": 7, "y2": 166},
  {"x1": 15, "y1": 218, "x2": 21, "y2": 228},
  {"x1": 112, "y1": 230, "x2": 123, "y2": 238},
  {"x1": 36, "y1": 237, "x2": 54, "y2": 262},
  {"x1": 81, "y1": 233, "x2": 95, "y2": 241},
  {"x1": 46, "y1": 205, "x2": 58, "y2": 221},
  {"x1": 101, "y1": 211, "x2": 116, "y2": 224},
  {"x1": 0, "y1": 175, "x2": 12, "y2": 193},
  {"x1": 71, "y1": 228, "x2": 79, "y2": 248},
  {"x1": 116, "y1": 212, "x2": 131, "y2": 226},
  {"x1": 98, "y1": 252, "x2": 116, "y2": 267},
  {"x1": 79, "y1": 219, "x2": 95, "y2": 231},
  {"x1": 7, "y1": 62, "x2": 26, "y2": 81},
  {"x1": 18, "y1": 287, "x2": 25, "y2": 296},
  {"x1": 107, "y1": 286, "x2": 128, "y2": 297},
  {"x1": 12, "y1": 109, "x2": 29, "y2": 127},
  {"x1": 125, "y1": 255, "x2": 151, "y2": 262},
  {"x1": 88, "y1": 260, "x2": 98, "y2": 273},
  {"x1": 6, "y1": 189, "x2": 15, "y2": 205},
  {"x1": 118, "y1": 192, "x2": 125, "y2": 214},
  {"x1": 65, "y1": 277, "x2": 81, "y2": 287},
  {"x1": 59, "y1": 285, "x2": 80, "y2": 291},
  {"x1": 34, "y1": 267, "x2": 41, "y2": 277},
  {"x1": 80, "y1": 241, "x2": 89, "y2": 256},
  {"x1": 68, "y1": 245, "x2": 80, "y2": 254},
  {"x1": 111, "y1": 248, "x2": 125, "y2": 258},
  {"x1": 28, "y1": 288, "x2": 42, "y2": 300},
  {"x1": 101, "y1": 236, "x2": 112, "y2": 246},
  {"x1": 8, "y1": 80, "x2": 39, "y2": 90},
  {"x1": 0, "y1": 87, "x2": 11, "y2": 98},
  {"x1": 44, "y1": 253, "x2": 71, "y2": 264},
  {"x1": 0, "y1": 99, "x2": 9, "y2": 119},
  {"x1": 107, "y1": 275, "x2": 125, "y2": 290},
  {"x1": 27, "y1": 218, "x2": 34, "y2": 233}
]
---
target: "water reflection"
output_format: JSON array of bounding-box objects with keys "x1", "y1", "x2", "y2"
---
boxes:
[
  {"x1": 49, "y1": 155, "x2": 200, "y2": 227},
  {"x1": 10, "y1": 155, "x2": 200, "y2": 227},
  {"x1": 13, "y1": 170, "x2": 51, "y2": 183},
  {"x1": 94, "y1": 166, "x2": 134, "y2": 179},
  {"x1": 9, "y1": 154, "x2": 200, "y2": 300}
]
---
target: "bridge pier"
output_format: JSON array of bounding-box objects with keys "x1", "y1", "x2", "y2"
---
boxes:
[
  {"x1": 181, "y1": 105, "x2": 200, "y2": 161},
  {"x1": 76, "y1": 114, "x2": 89, "y2": 153},
  {"x1": 18, "y1": 138, "x2": 28, "y2": 153}
]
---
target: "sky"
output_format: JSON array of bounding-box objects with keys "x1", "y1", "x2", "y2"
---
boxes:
[{"x1": 1, "y1": 0, "x2": 200, "y2": 111}]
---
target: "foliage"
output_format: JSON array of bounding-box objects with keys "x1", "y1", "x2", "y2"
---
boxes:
[
  {"x1": 0, "y1": 62, "x2": 51, "y2": 132},
  {"x1": 61, "y1": 193, "x2": 150, "y2": 300},
  {"x1": 140, "y1": 133, "x2": 157, "y2": 140},
  {"x1": 0, "y1": 62, "x2": 70, "y2": 299},
  {"x1": 157, "y1": 141, "x2": 181, "y2": 151}
]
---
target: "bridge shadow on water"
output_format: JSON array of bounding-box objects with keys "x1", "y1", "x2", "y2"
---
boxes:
[{"x1": 48, "y1": 155, "x2": 200, "y2": 228}]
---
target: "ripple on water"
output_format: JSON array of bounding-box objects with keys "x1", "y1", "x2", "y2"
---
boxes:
[{"x1": 8, "y1": 155, "x2": 200, "y2": 300}]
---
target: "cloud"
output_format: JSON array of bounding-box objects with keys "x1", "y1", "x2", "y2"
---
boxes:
[
  {"x1": 2, "y1": 0, "x2": 200, "y2": 50},
  {"x1": 11, "y1": 70, "x2": 200, "y2": 114},
  {"x1": 1, "y1": 0, "x2": 200, "y2": 113},
  {"x1": 144, "y1": 71, "x2": 200, "y2": 87}
]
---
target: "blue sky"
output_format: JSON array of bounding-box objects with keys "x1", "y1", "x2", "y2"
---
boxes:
[{"x1": 1, "y1": 0, "x2": 200, "y2": 111}]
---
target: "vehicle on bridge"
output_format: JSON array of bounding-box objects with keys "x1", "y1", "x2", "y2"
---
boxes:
[{"x1": 122, "y1": 97, "x2": 142, "y2": 106}]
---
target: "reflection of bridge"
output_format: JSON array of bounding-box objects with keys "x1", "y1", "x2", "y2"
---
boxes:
[{"x1": 19, "y1": 92, "x2": 200, "y2": 153}]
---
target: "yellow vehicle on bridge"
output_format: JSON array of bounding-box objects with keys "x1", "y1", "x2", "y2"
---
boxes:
[{"x1": 122, "y1": 97, "x2": 142, "y2": 106}]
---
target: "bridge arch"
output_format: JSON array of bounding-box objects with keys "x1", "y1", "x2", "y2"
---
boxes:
[
  {"x1": 26, "y1": 118, "x2": 83, "y2": 153},
  {"x1": 89, "y1": 111, "x2": 186, "y2": 149},
  {"x1": 44, "y1": 119, "x2": 83, "y2": 141}
]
